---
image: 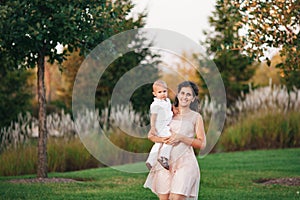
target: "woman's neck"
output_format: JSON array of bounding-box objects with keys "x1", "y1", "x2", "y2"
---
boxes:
[{"x1": 178, "y1": 106, "x2": 191, "y2": 115}]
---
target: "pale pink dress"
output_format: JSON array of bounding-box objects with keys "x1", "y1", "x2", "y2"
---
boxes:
[{"x1": 144, "y1": 111, "x2": 201, "y2": 200}]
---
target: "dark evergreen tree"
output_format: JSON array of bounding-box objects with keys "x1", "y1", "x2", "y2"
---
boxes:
[
  {"x1": 200, "y1": 0, "x2": 255, "y2": 106},
  {"x1": 0, "y1": 65, "x2": 32, "y2": 128},
  {"x1": 56, "y1": 14, "x2": 159, "y2": 118}
]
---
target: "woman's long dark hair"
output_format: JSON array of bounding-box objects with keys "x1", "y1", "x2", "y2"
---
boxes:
[{"x1": 174, "y1": 81, "x2": 199, "y2": 112}]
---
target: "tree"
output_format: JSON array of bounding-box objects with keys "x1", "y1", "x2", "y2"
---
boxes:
[
  {"x1": 250, "y1": 53, "x2": 283, "y2": 87},
  {"x1": 0, "y1": 0, "x2": 146, "y2": 178},
  {"x1": 237, "y1": 0, "x2": 300, "y2": 88},
  {"x1": 0, "y1": 65, "x2": 33, "y2": 128},
  {"x1": 56, "y1": 50, "x2": 84, "y2": 110},
  {"x1": 104, "y1": 50, "x2": 160, "y2": 117},
  {"x1": 57, "y1": 45, "x2": 160, "y2": 118},
  {"x1": 201, "y1": 0, "x2": 255, "y2": 106},
  {"x1": 55, "y1": 10, "x2": 160, "y2": 118},
  {"x1": 161, "y1": 51, "x2": 203, "y2": 100}
]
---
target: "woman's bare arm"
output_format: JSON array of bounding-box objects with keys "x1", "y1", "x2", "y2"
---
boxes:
[
  {"x1": 192, "y1": 114, "x2": 206, "y2": 149},
  {"x1": 165, "y1": 114, "x2": 206, "y2": 150}
]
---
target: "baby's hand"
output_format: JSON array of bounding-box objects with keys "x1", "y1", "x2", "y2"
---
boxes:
[{"x1": 172, "y1": 105, "x2": 179, "y2": 116}]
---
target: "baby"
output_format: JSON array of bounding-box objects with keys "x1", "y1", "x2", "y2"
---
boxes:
[{"x1": 145, "y1": 80, "x2": 173, "y2": 170}]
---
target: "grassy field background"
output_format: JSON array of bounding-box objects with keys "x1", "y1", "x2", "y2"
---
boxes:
[{"x1": 0, "y1": 148, "x2": 299, "y2": 200}]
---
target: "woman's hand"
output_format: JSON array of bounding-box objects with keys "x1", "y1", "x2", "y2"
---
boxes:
[
  {"x1": 148, "y1": 129, "x2": 170, "y2": 143},
  {"x1": 166, "y1": 129, "x2": 204, "y2": 148},
  {"x1": 164, "y1": 133, "x2": 182, "y2": 146}
]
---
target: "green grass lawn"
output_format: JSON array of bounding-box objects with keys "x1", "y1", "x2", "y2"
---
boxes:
[{"x1": 0, "y1": 148, "x2": 299, "y2": 200}]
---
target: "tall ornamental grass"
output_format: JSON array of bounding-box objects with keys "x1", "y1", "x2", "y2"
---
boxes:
[
  {"x1": 1, "y1": 83, "x2": 299, "y2": 175},
  {"x1": 219, "y1": 111, "x2": 300, "y2": 151},
  {"x1": 219, "y1": 83, "x2": 300, "y2": 151},
  {"x1": 0, "y1": 138, "x2": 100, "y2": 176},
  {"x1": 106, "y1": 104, "x2": 153, "y2": 153},
  {"x1": 0, "y1": 104, "x2": 150, "y2": 176},
  {"x1": 0, "y1": 110, "x2": 76, "y2": 153},
  {"x1": 227, "y1": 83, "x2": 300, "y2": 123}
]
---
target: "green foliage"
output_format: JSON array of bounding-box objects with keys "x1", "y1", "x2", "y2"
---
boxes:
[
  {"x1": 237, "y1": 0, "x2": 300, "y2": 88},
  {"x1": 58, "y1": 50, "x2": 159, "y2": 118},
  {"x1": 0, "y1": 67, "x2": 33, "y2": 128},
  {"x1": 212, "y1": 51, "x2": 255, "y2": 105},
  {"x1": 0, "y1": 145, "x2": 37, "y2": 176},
  {"x1": 0, "y1": 138, "x2": 100, "y2": 176},
  {"x1": 96, "y1": 50, "x2": 159, "y2": 115},
  {"x1": 0, "y1": 148, "x2": 299, "y2": 199},
  {"x1": 56, "y1": 26, "x2": 160, "y2": 117},
  {"x1": 0, "y1": 129, "x2": 153, "y2": 176},
  {"x1": 108, "y1": 128, "x2": 153, "y2": 153},
  {"x1": 201, "y1": 0, "x2": 255, "y2": 106},
  {"x1": 56, "y1": 50, "x2": 84, "y2": 110},
  {"x1": 0, "y1": 0, "x2": 153, "y2": 178},
  {"x1": 48, "y1": 138, "x2": 100, "y2": 172},
  {"x1": 219, "y1": 111, "x2": 300, "y2": 151},
  {"x1": 281, "y1": 67, "x2": 300, "y2": 90},
  {"x1": 0, "y1": 0, "x2": 139, "y2": 68}
]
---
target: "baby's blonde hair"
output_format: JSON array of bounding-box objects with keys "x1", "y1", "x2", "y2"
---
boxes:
[{"x1": 153, "y1": 80, "x2": 167, "y2": 91}]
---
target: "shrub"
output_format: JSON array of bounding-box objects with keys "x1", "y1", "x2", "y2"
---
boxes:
[
  {"x1": 106, "y1": 104, "x2": 153, "y2": 153},
  {"x1": 0, "y1": 68, "x2": 33, "y2": 128},
  {"x1": 219, "y1": 111, "x2": 300, "y2": 151},
  {"x1": 227, "y1": 83, "x2": 300, "y2": 124},
  {"x1": 0, "y1": 104, "x2": 149, "y2": 176},
  {"x1": 108, "y1": 128, "x2": 153, "y2": 153},
  {"x1": 48, "y1": 138, "x2": 100, "y2": 172},
  {"x1": 0, "y1": 138, "x2": 100, "y2": 176},
  {"x1": 213, "y1": 82, "x2": 300, "y2": 152},
  {"x1": 0, "y1": 110, "x2": 76, "y2": 152},
  {"x1": 0, "y1": 144, "x2": 37, "y2": 176}
]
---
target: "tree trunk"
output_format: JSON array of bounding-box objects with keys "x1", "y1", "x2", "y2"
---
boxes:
[{"x1": 37, "y1": 53, "x2": 48, "y2": 178}]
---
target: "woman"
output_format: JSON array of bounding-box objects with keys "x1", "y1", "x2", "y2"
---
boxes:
[{"x1": 144, "y1": 81, "x2": 206, "y2": 200}]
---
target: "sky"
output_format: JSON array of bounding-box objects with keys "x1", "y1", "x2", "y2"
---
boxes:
[
  {"x1": 131, "y1": 1, "x2": 278, "y2": 63},
  {"x1": 131, "y1": 0, "x2": 216, "y2": 44},
  {"x1": 58, "y1": 1, "x2": 217, "y2": 63},
  {"x1": 130, "y1": 0, "x2": 217, "y2": 68}
]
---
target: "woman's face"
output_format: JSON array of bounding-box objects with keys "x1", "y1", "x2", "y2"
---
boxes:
[{"x1": 177, "y1": 86, "x2": 195, "y2": 108}]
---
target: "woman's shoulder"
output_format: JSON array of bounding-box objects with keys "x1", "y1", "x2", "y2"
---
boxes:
[
  {"x1": 189, "y1": 111, "x2": 203, "y2": 121},
  {"x1": 190, "y1": 110, "x2": 201, "y2": 117}
]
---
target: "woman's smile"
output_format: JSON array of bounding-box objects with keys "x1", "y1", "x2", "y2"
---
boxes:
[{"x1": 178, "y1": 87, "x2": 194, "y2": 107}]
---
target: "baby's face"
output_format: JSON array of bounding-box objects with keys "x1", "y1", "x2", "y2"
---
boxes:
[{"x1": 153, "y1": 85, "x2": 168, "y2": 100}]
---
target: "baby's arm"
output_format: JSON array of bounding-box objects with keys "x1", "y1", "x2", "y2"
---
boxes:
[
  {"x1": 149, "y1": 113, "x2": 157, "y2": 136},
  {"x1": 148, "y1": 113, "x2": 169, "y2": 143}
]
